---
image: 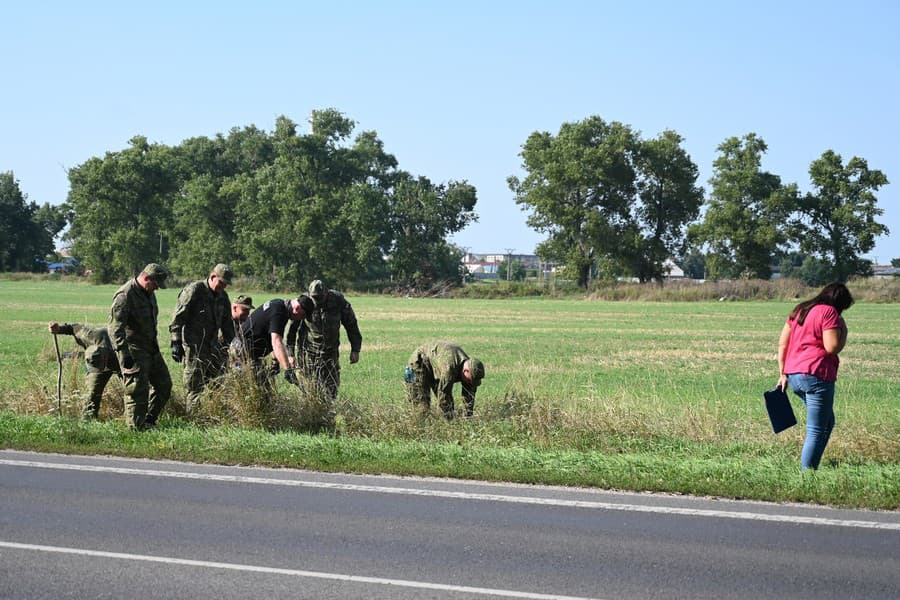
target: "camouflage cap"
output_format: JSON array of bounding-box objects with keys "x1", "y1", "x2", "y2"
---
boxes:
[
  {"x1": 466, "y1": 358, "x2": 485, "y2": 387},
  {"x1": 308, "y1": 279, "x2": 326, "y2": 303},
  {"x1": 212, "y1": 263, "x2": 234, "y2": 286},
  {"x1": 141, "y1": 263, "x2": 169, "y2": 288},
  {"x1": 233, "y1": 294, "x2": 254, "y2": 310}
]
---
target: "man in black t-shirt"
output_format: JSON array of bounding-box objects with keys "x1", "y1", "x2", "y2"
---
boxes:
[{"x1": 240, "y1": 297, "x2": 309, "y2": 385}]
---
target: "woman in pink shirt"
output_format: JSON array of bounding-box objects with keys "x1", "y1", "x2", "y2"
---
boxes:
[{"x1": 777, "y1": 283, "x2": 854, "y2": 470}]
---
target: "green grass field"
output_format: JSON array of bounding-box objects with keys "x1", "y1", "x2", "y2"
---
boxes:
[{"x1": 1, "y1": 278, "x2": 898, "y2": 508}]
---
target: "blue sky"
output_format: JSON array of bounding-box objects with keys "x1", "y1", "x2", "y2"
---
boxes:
[{"x1": 3, "y1": 1, "x2": 898, "y2": 263}]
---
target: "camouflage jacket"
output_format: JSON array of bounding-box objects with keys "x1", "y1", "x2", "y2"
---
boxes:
[
  {"x1": 168, "y1": 279, "x2": 234, "y2": 350},
  {"x1": 56, "y1": 323, "x2": 119, "y2": 373},
  {"x1": 109, "y1": 277, "x2": 161, "y2": 361},
  {"x1": 414, "y1": 341, "x2": 474, "y2": 404},
  {"x1": 287, "y1": 290, "x2": 361, "y2": 359}
]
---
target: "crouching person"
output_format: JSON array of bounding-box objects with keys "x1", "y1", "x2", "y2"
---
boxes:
[
  {"x1": 48, "y1": 322, "x2": 120, "y2": 420},
  {"x1": 406, "y1": 341, "x2": 484, "y2": 419}
]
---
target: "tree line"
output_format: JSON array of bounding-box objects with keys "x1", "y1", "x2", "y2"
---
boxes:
[
  {"x1": 510, "y1": 118, "x2": 890, "y2": 286},
  {"x1": 0, "y1": 111, "x2": 891, "y2": 288}
]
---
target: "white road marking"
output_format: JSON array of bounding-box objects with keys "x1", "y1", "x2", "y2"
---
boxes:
[
  {"x1": 0, "y1": 541, "x2": 601, "y2": 600},
  {"x1": 2, "y1": 458, "x2": 898, "y2": 531}
]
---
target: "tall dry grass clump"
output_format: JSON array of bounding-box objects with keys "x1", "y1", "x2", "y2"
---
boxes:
[{"x1": 188, "y1": 366, "x2": 335, "y2": 433}]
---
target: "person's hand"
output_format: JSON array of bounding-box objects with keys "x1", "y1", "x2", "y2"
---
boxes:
[
  {"x1": 777, "y1": 373, "x2": 788, "y2": 392},
  {"x1": 121, "y1": 353, "x2": 139, "y2": 375},
  {"x1": 48, "y1": 322, "x2": 60, "y2": 334},
  {"x1": 284, "y1": 368, "x2": 299, "y2": 385},
  {"x1": 171, "y1": 340, "x2": 184, "y2": 363},
  {"x1": 349, "y1": 351, "x2": 360, "y2": 364}
]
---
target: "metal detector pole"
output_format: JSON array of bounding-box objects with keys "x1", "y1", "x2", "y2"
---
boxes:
[{"x1": 53, "y1": 333, "x2": 62, "y2": 414}]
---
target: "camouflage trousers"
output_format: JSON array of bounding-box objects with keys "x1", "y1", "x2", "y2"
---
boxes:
[
  {"x1": 301, "y1": 352, "x2": 340, "y2": 401},
  {"x1": 405, "y1": 350, "x2": 474, "y2": 419},
  {"x1": 183, "y1": 344, "x2": 224, "y2": 413},
  {"x1": 82, "y1": 368, "x2": 115, "y2": 420},
  {"x1": 122, "y1": 349, "x2": 172, "y2": 429}
]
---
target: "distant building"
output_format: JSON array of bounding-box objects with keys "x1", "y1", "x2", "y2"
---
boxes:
[
  {"x1": 662, "y1": 259, "x2": 684, "y2": 279},
  {"x1": 462, "y1": 252, "x2": 554, "y2": 280},
  {"x1": 872, "y1": 265, "x2": 900, "y2": 279}
]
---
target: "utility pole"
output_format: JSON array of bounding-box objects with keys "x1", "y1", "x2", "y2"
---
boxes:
[{"x1": 504, "y1": 248, "x2": 515, "y2": 281}]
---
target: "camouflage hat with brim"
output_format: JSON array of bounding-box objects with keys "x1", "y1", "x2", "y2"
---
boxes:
[
  {"x1": 234, "y1": 294, "x2": 254, "y2": 310},
  {"x1": 212, "y1": 263, "x2": 234, "y2": 286},
  {"x1": 466, "y1": 358, "x2": 485, "y2": 387},
  {"x1": 308, "y1": 279, "x2": 326, "y2": 304},
  {"x1": 141, "y1": 263, "x2": 169, "y2": 288}
]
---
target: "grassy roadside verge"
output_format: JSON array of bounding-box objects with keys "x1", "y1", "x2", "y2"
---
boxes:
[
  {"x1": 2, "y1": 280, "x2": 897, "y2": 511},
  {"x1": 3, "y1": 411, "x2": 898, "y2": 510}
]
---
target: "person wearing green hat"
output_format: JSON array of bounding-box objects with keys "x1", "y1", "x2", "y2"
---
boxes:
[
  {"x1": 405, "y1": 340, "x2": 484, "y2": 419},
  {"x1": 168, "y1": 263, "x2": 235, "y2": 413},
  {"x1": 286, "y1": 279, "x2": 362, "y2": 401},
  {"x1": 108, "y1": 263, "x2": 172, "y2": 430}
]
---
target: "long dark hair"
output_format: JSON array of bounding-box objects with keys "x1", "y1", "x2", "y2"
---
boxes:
[{"x1": 789, "y1": 282, "x2": 854, "y2": 325}]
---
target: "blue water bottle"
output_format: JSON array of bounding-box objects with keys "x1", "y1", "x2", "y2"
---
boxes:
[{"x1": 404, "y1": 366, "x2": 414, "y2": 383}]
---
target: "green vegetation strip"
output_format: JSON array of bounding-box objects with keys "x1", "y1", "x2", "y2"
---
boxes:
[
  {"x1": 2, "y1": 412, "x2": 898, "y2": 510},
  {"x1": 1, "y1": 280, "x2": 898, "y2": 510}
]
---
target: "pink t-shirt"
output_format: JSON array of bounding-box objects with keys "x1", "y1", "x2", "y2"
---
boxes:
[{"x1": 783, "y1": 304, "x2": 845, "y2": 382}]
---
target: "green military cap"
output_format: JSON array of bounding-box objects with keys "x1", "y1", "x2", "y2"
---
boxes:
[
  {"x1": 467, "y1": 358, "x2": 485, "y2": 387},
  {"x1": 233, "y1": 294, "x2": 254, "y2": 309},
  {"x1": 212, "y1": 263, "x2": 234, "y2": 286},
  {"x1": 308, "y1": 279, "x2": 326, "y2": 304},
  {"x1": 141, "y1": 263, "x2": 169, "y2": 288}
]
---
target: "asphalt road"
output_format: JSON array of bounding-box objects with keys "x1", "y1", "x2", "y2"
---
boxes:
[{"x1": 1, "y1": 449, "x2": 898, "y2": 599}]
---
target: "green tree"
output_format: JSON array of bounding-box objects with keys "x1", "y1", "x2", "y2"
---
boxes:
[
  {"x1": 0, "y1": 172, "x2": 56, "y2": 271},
  {"x1": 495, "y1": 258, "x2": 527, "y2": 281},
  {"x1": 689, "y1": 134, "x2": 787, "y2": 280},
  {"x1": 787, "y1": 150, "x2": 889, "y2": 282},
  {"x1": 677, "y1": 249, "x2": 707, "y2": 280},
  {"x1": 509, "y1": 117, "x2": 639, "y2": 287},
  {"x1": 66, "y1": 136, "x2": 179, "y2": 282},
  {"x1": 234, "y1": 112, "x2": 397, "y2": 289},
  {"x1": 388, "y1": 175, "x2": 477, "y2": 289},
  {"x1": 168, "y1": 127, "x2": 275, "y2": 278},
  {"x1": 891, "y1": 258, "x2": 900, "y2": 268},
  {"x1": 623, "y1": 130, "x2": 704, "y2": 282}
]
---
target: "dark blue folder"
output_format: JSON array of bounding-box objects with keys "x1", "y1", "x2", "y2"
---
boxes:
[{"x1": 764, "y1": 386, "x2": 797, "y2": 434}]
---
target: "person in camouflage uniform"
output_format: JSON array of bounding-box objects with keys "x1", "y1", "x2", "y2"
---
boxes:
[
  {"x1": 168, "y1": 263, "x2": 235, "y2": 412},
  {"x1": 223, "y1": 294, "x2": 254, "y2": 370},
  {"x1": 405, "y1": 341, "x2": 484, "y2": 419},
  {"x1": 48, "y1": 321, "x2": 120, "y2": 420},
  {"x1": 286, "y1": 280, "x2": 362, "y2": 400},
  {"x1": 109, "y1": 263, "x2": 172, "y2": 430}
]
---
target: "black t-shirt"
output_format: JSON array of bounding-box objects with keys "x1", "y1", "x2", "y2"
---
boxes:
[{"x1": 241, "y1": 299, "x2": 291, "y2": 360}]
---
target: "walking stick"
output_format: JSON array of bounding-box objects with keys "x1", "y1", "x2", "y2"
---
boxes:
[{"x1": 53, "y1": 333, "x2": 62, "y2": 414}]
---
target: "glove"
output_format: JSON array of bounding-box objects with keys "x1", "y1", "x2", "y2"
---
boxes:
[
  {"x1": 284, "y1": 368, "x2": 299, "y2": 385},
  {"x1": 171, "y1": 340, "x2": 184, "y2": 363}
]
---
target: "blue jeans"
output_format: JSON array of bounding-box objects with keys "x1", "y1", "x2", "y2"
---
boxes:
[{"x1": 787, "y1": 373, "x2": 836, "y2": 470}]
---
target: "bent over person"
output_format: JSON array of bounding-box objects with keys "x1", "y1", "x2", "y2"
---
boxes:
[
  {"x1": 48, "y1": 321, "x2": 120, "y2": 420},
  {"x1": 406, "y1": 341, "x2": 484, "y2": 419},
  {"x1": 286, "y1": 280, "x2": 362, "y2": 400},
  {"x1": 777, "y1": 282, "x2": 854, "y2": 470},
  {"x1": 169, "y1": 263, "x2": 235, "y2": 412},
  {"x1": 109, "y1": 263, "x2": 172, "y2": 430},
  {"x1": 241, "y1": 297, "x2": 310, "y2": 387}
]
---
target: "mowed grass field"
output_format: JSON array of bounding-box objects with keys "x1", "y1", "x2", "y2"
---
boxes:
[{"x1": 1, "y1": 278, "x2": 898, "y2": 508}]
